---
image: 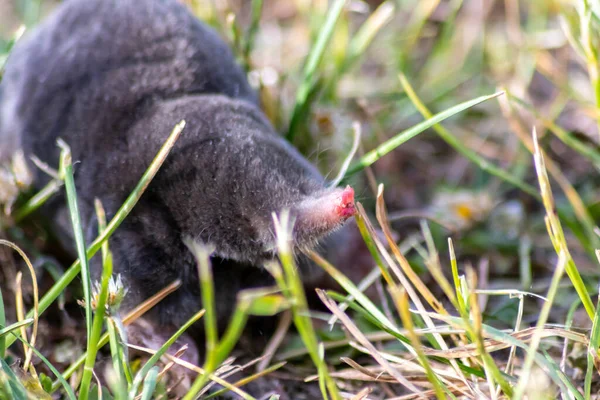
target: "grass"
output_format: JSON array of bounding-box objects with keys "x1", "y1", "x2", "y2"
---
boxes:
[{"x1": 2, "y1": 0, "x2": 600, "y2": 398}]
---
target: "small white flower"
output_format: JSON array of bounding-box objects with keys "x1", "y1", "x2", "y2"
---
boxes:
[{"x1": 83, "y1": 274, "x2": 128, "y2": 314}]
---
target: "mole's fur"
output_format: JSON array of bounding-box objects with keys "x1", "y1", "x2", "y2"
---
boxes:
[{"x1": 0, "y1": 0, "x2": 357, "y2": 338}]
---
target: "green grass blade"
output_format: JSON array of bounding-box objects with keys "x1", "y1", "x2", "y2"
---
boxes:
[
  {"x1": 57, "y1": 139, "x2": 92, "y2": 339},
  {"x1": 106, "y1": 318, "x2": 129, "y2": 396},
  {"x1": 531, "y1": 130, "x2": 595, "y2": 320},
  {"x1": 182, "y1": 239, "x2": 217, "y2": 398},
  {"x1": 398, "y1": 75, "x2": 539, "y2": 198},
  {"x1": 345, "y1": 90, "x2": 505, "y2": 177},
  {"x1": 0, "y1": 288, "x2": 5, "y2": 358},
  {"x1": 203, "y1": 361, "x2": 286, "y2": 400},
  {"x1": 274, "y1": 211, "x2": 341, "y2": 400},
  {"x1": 324, "y1": 291, "x2": 410, "y2": 342},
  {"x1": 12, "y1": 179, "x2": 63, "y2": 223},
  {"x1": 213, "y1": 302, "x2": 249, "y2": 364},
  {"x1": 139, "y1": 367, "x2": 159, "y2": 400},
  {"x1": 4, "y1": 121, "x2": 185, "y2": 349},
  {"x1": 541, "y1": 348, "x2": 583, "y2": 400},
  {"x1": 512, "y1": 254, "x2": 566, "y2": 399},
  {"x1": 0, "y1": 319, "x2": 33, "y2": 337},
  {"x1": 423, "y1": 311, "x2": 582, "y2": 398},
  {"x1": 10, "y1": 334, "x2": 76, "y2": 400},
  {"x1": 343, "y1": 1, "x2": 394, "y2": 74},
  {"x1": 321, "y1": 1, "x2": 395, "y2": 99},
  {"x1": 242, "y1": 0, "x2": 263, "y2": 66},
  {"x1": 584, "y1": 293, "x2": 600, "y2": 398},
  {"x1": 309, "y1": 249, "x2": 406, "y2": 338},
  {"x1": 287, "y1": 0, "x2": 347, "y2": 142},
  {"x1": 0, "y1": 357, "x2": 27, "y2": 400},
  {"x1": 448, "y1": 239, "x2": 467, "y2": 316},
  {"x1": 394, "y1": 288, "x2": 447, "y2": 399},
  {"x1": 78, "y1": 251, "x2": 113, "y2": 400},
  {"x1": 129, "y1": 309, "x2": 204, "y2": 398},
  {"x1": 0, "y1": 26, "x2": 25, "y2": 72}
]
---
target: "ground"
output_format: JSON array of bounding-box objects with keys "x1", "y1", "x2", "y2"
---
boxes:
[{"x1": 1, "y1": 0, "x2": 600, "y2": 399}]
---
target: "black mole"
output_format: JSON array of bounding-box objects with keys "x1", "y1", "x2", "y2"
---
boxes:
[{"x1": 0, "y1": 0, "x2": 358, "y2": 342}]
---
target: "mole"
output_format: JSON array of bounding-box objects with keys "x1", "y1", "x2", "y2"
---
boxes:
[{"x1": 0, "y1": 0, "x2": 361, "y2": 346}]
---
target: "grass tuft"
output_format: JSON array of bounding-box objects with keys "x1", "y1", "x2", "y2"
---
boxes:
[{"x1": 3, "y1": 1, "x2": 600, "y2": 398}]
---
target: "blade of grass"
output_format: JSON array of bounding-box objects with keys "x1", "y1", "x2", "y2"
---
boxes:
[
  {"x1": 501, "y1": 93, "x2": 600, "y2": 253},
  {"x1": 242, "y1": 0, "x2": 263, "y2": 69},
  {"x1": 375, "y1": 185, "x2": 451, "y2": 315},
  {"x1": 531, "y1": 128, "x2": 595, "y2": 320},
  {"x1": 203, "y1": 361, "x2": 286, "y2": 400},
  {"x1": 106, "y1": 318, "x2": 129, "y2": 398},
  {"x1": 322, "y1": 0, "x2": 395, "y2": 98},
  {"x1": 78, "y1": 246, "x2": 113, "y2": 400},
  {"x1": 418, "y1": 310, "x2": 582, "y2": 398},
  {"x1": 397, "y1": 73, "x2": 538, "y2": 198},
  {"x1": 128, "y1": 344, "x2": 255, "y2": 400},
  {"x1": 344, "y1": 90, "x2": 506, "y2": 177},
  {"x1": 0, "y1": 357, "x2": 27, "y2": 400},
  {"x1": 511, "y1": 94, "x2": 600, "y2": 166},
  {"x1": 213, "y1": 290, "x2": 275, "y2": 361},
  {"x1": 5, "y1": 120, "x2": 185, "y2": 349},
  {"x1": 418, "y1": 222, "x2": 511, "y2": 397},
  {"x1": 139, "y1": 367, "x2": 159, "y2": 400},
  {"x1": 57, "y1": 139, "x2": 92, "y2": 339},
  {"x1": 0, "y1": 25, "x2": 26, "y2": 72},
  {"x1": 10, "y1": 334, "x2": 76, "y2": 400},
  {"x1": 343, "y1": 1, "x2": 395, "y2": 73},
  {"x1": 448, "y1": 239, "x2": 467, "y2": 317},
  {"x1": 358, "y1": 202, "x2": 459, "y2": 360},
  {"x1": 373, "y1": 190, "x2": 469, "y2": 391},
  {"x1": 512, "y1": 253, "x2": 567, "y2": 400},
  {"x1": 399, "y1": 0, "x2": 441, "y2": 67},
  {"x1": 0, "y1": 319, "x2": 33, "y2": 337},
  {"x1": 393, "y1": 287, "x2": 448, "y2": 399},
  {"x1": 0, "y1": 240, "x2": 39, "y2": 371},
  {"x1": 287, "y1": 0, "x2": 347, "y2": 142},
  {"x1": 51, "y1": 279, "x2": 181, "y2": 392},
  {"x1": 584, "y1": 291, "x2": 600, "y2": 399},
  {"x1": 183, "y1": 262, "x2": 275, "y2": 398},
  {"x1": 96, "y1": 199, "x2": 130, "y2": 394},
  {"x1": 575, "y1": 2, "x2": 600, "y2": 141},
  {"x1": 182, "y1": 239, "x2": 217, "y2": 398},
  {"x1": 324, "y1": 290, "x2": 411, "y2": 342},
  {"x1": 14, "y1": 273, "x2": 29, "y2": 367},
  {"x1": 272, "y1": 211, "x2": 341, "y2": 400},
  {"x1": 0, "y1": 287, "x2": 5, "y2": 359},
  {"x1": 419, "y1": 222, "x2": 461, "y2": 314},
  {"x1": 329, "y1": 121, "x2": 361, "y2": 187},
  {"x1": 129, "y1": 309, "x2": 204, "y2": 398},
  {"x1": 316, "y1": 289, "x2": 422, "y2": 394},
  {"x1": 308, "y1": 249, "x2": 403, "y2": 338},
  {"x1": 353, "y1": 203, "x2": 394, "y2": 286},
  {"x1": 466, "y1": 267, "x2": 512, "y2": 398},
  {"x1": 12, "y1": 179, "x2": 63, "y2": 223}
]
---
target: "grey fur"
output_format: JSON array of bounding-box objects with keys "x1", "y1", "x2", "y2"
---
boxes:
[{"x1": 0, "y1": 0, "x2": 354, "y2": 336}]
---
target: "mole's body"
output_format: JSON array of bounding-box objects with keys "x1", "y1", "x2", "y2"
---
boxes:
[{"x1": 0, "y1": 0, "x2": 356, "y2": 339}]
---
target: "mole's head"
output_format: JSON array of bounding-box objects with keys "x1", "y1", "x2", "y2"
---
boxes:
[{"x1": 150, "y1": 96, "x2": 356, "y2": 265}]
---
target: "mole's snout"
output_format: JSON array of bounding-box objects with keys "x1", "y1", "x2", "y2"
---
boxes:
[
  {"x1": 334, "y1": 185, "x2": 356, "y2": 219},
  {"x1": 289, "y1": 185, "x2": 356, "y2": 246}
]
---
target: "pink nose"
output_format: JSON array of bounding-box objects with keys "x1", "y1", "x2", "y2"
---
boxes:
[
  {"x1": 334, "y1": 185, "x2": 356, "y2": 219},
  {"x1": 290, "y1": 185, "x2": 357, "y2": 245}
]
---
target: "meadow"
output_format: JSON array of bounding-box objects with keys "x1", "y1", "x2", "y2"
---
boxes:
[{"x1": 1, "y1": 0, "x2": 600, "y2": 399}]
